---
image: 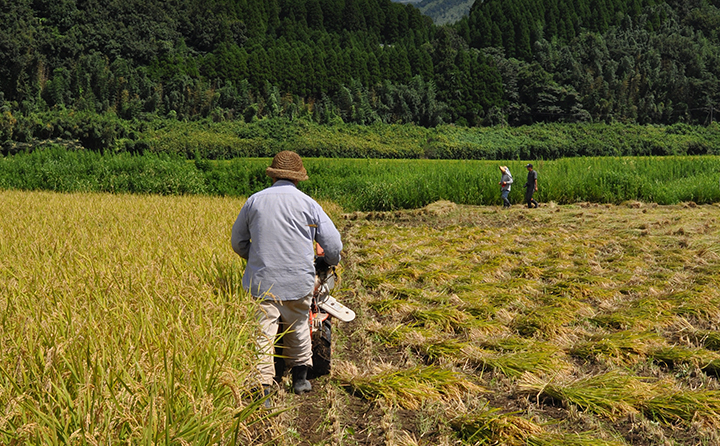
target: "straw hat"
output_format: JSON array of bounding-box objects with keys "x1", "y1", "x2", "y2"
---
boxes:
[
  {"x1": 499, "y1": 165, "x2": 508, "y2": 174},
  {"x1": 266, "y1": 151, "x2": 309, "y2": 181}
]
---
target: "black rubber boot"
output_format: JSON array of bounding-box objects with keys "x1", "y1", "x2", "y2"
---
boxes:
[
  {"x1": 252, "y1": 384, "x2": 272, "y2": 409},
  {"x1": 262, "y1": 384, "x2": 272, "y2": 408},
  {"x1": 250, "y1": 384, "x2": 272, "y2": 409},
  {"x1": 292, "y1": 365, "x2": 312, "y2": 395}
]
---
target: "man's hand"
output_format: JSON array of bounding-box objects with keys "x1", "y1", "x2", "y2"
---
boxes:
[{"x1": 315, "y1": 256, "x2": 331, "y2": 273}]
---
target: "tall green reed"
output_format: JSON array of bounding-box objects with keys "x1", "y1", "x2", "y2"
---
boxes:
[{"x1": 2, "y1": 147, "x2": 720, "y2": 210}]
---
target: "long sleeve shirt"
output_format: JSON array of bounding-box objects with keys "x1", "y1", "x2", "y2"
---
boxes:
[
  {"x1": 500, "y1": 172, "x2": 513, "y2": 191},
  {"x1": 525, "y1": 170, "x2": 538, "y2": 189},
  {"x1": 231, "y1": 180, "x2": 343, "y2": 300}
]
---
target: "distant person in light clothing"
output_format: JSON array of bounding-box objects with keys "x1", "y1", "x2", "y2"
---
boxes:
[
  {"x1": 498, "y1": 165, "x2": 513, "y2": 208},
  {"x1": 231, "y1": 151, "x2": 343, "y2": 401},
  {"x1": 524, "y1": 163, "x2": 539, "y2": 208}
]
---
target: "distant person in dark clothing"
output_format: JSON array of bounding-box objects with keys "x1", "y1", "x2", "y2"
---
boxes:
[
  {"x1": 524, "y1": 164, "x2": 538, "y2": 208},
  {"x1": 499, "y1": 165, "x2": 513, "y2": 208}
]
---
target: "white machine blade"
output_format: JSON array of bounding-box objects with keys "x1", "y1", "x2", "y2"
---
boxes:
[{"x1": 318, "y1": 295, "x2": 356, "y2": 322}]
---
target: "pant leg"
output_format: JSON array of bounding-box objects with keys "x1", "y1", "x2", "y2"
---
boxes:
[
  {"x1": 277, "y1": 294, "x2": 313, "y2": 369},
  {"x1": 256, "y1": 299, "x2": 282, "y2": 386},
  {"x1": 501, "y1": 190, "x2": 511, "y2": 207},
  {"x1": 525, "y1": 189, "x2": 534, "y2": 207}
]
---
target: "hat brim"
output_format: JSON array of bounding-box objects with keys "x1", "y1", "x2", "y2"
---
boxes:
[{"x1": 266, "y1": 167, "x2": 309, "y2": 181}]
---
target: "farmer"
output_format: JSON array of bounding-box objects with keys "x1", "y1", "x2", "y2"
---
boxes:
[
  {"x1": 498, "y1": 165, "x2": 513, "y2": 208},
  {"x1": 524, "y1": 163, "x2": 539, "y2": 208},
  {"x1": 231, "y1": 151, "x2": 343, "y2": 400}
]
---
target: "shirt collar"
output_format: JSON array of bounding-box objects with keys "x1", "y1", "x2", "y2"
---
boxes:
[{"x1": 272, "y1": 179, "x2": 297, "y2": 188}]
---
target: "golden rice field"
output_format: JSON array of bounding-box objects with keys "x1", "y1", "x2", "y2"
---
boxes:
[
  {"x1": 2, "y1": 190, "x2": 720, "y2": 445},
  {"x1": 0, "y1": 190, "x2": 266, "y2": 444}
]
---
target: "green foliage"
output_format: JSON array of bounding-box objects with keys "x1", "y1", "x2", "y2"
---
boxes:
[
  {"x1": 1, "y1": 0, "x2": 481, "y2": 127},
  {"x1": 9, "y1": 112, "x2": 720, "y2": 161},
  {"x1": 3, "y1": 146, "x2": 720, "y2": 211},
  {"x1": 0, "y1": 147, "x2": 207, "y2": 195},
  {"x1": 8, "y1": 110, "x2": 137, "y2": 151},
  {"x1": 465, "y1": 0, "x2": 662, "y2": 59},
  {"x1": 3, "y1": 0, "x2": 720, "y2": 127},
  {"x1": 466, "y1": 1, "x2": 720, "y2": 126},
  {"x1": 0, "y1": 110, "x2": 17, "y2": 141}
]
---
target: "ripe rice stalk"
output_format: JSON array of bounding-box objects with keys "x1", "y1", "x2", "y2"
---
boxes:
[
  {"x1": 419, "y1": 268, "x2": 460, "y2": 285},
  {"x1": 527, "y1": 433, "x2": 629, "y2": 446},
  {"x1": 570, "y1": 331, "x2": 664, "y2": 365},
  {"x1": 642, "y1": 390, "x2": 720, "y2": 428},
  {"x1": 649, "y1": 346, "x2": 719, "y2": 369},
  {"x1": 368, "y1": 297, "x2": 413, "y2": 315},
  {"x1": 409, "y1": 306, "x2": 470, "y2": 332},
  {"x1": 335, "y1": 365, "x2": 483, "y2": 410},
  {"x1": 451, "y1": 406, "x2": 543, "y2": 446},
  {"x1": 667, "y1": 290, "x2": 720, "y2": 321},
  {"x1": 591, "y1": 297, "x2": 673, "y2": 330},
  {"x1": 512, "y1": 305, "x2": 577, "y2": 338},
  {"x1": 358, "y1": 272, "x2": 389, "y2": 289},
  {"x1": 701, "y1": 359, "x2": 720, "y2": 377},
  {"x1": 366, "y1": 323, "x2": 418, "y2": 347},
  {"x1": 694, "y1": 330, "x2": 720, "y2": 351},
  {"x1": 385, "y1": 285, "x2": 423, "y2": 300},
  {"x1": 518, "y1": 371, "x2": 660, "y2": 420},
  {"x1": 479, "y1": 337, "x2": 555, "y2": 353},
  {"x1": 479, "y1": 350, "x2": 570, "y2": 378},
  {"x1": 385, "y1": 264, "x2": 424, "y2": 281},
  {"x1": 416, "y1": 338, "x2": 471, "y2": 362},
  {"x1": 544, "y1": 281, "x2": 597, "y2": 300},
  {"x1": 466, "y1": 336, "x2": 569, "y2": 376}
]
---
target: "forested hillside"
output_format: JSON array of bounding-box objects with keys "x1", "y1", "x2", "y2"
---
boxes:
[
  {"x1": 0, "y1": 0, "x2": 500, "y2": 130},
  {"x1": 1, "y1": 0, "x2": 719, "y2": 145},
  {"x1": 458, "y1": 0, "x2": 720, "y2": 125}
]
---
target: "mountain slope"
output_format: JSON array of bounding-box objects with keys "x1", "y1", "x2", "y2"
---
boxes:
[
  {"x1": 417, "y1": 0, "x2": 475, "y2": 25},
  {"x1": 393, "y1": 0, "x2": 475, "y2": 25}
]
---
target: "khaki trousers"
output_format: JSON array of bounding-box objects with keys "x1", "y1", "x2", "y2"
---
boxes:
[{"x1": 256, "y1": 294, "x2": 313, "y2": 386}]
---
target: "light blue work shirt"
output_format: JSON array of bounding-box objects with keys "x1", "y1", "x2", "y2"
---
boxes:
[{"x1": 231, "y1": 180, "x2": 343, "y2": 300}]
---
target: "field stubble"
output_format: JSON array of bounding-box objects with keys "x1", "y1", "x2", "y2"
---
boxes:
[
  {"x1": 335, "y1": 199, "x2": 720, "y2": 446},
  {"x1": 2, "y1": 191, "x2": 720, "y2": 445}
]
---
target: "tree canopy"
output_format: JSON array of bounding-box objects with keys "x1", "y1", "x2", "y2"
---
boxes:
[{"x1": 0, "y1": 0, "x2": 719, "y2": 130}]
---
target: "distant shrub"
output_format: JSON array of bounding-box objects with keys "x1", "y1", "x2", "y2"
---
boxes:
[{"x1": 6, "y1": 114, "x2": 720, "y2": 161}]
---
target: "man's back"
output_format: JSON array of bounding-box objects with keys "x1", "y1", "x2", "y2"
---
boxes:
[{"x1": 231, "y1": 180, "x2": 342, "y2": 300}]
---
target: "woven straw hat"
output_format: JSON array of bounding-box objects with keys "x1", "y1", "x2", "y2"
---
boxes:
[
  {"x1": 499, "y1": 165, "x2": 508, "y2": 174},
  {"x1": 266, "y1": 151, "x2": 309, "y2": 181}
]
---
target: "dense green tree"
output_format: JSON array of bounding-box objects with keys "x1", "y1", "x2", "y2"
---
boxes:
[
  {"x1": 463, "y1": 0, "x2": 661, "y2": 59},
  {"x1": 3, "y1": 0, "x2": 720, "y2": 131}
]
